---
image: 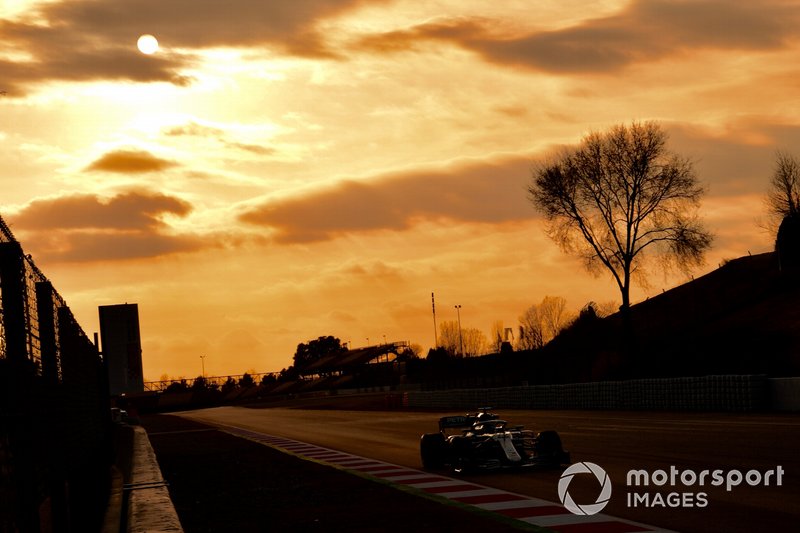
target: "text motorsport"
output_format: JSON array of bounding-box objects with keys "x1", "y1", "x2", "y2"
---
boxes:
[
  {"x1": 558, "y1": 462, "x2": 785, "y2": 514},
  {"x1": 626, "y1": 465, "x2": 785, "y2": 508}
]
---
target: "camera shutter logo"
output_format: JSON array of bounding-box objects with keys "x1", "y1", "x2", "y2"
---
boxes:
[{"x1": 558, "y1": 462, "x2": 612, "y2": 515}]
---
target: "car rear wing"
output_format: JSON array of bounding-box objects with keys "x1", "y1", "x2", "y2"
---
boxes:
[{"x1": 438, "y1": 415, "x2": 475, "y2": 431}]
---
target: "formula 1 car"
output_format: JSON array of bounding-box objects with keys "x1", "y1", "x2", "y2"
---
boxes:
[{"x1": 419, "y1": 408, "x2": 570, "y2": 473}]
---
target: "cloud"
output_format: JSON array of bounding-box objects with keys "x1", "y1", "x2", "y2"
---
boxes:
[
  {"x1": 13, "y1": 190, "x2": 191, "y2": 230},
  {"x1": 3, "y1": 0, "x2": 796, "y2": 95},
  {"x1": 666, "y1": 121, "x2": 800, "y2": 196},
  {"x1": 337, "y1": 260, "x2": 407, "y2": 285},
  {"x1": 237, "y1": 120, "x2": 800, "y2": 245},
  {"x1": 25, "y1": 230, "x2": 205, "y2": 262},
  {"x1": 351, "y1": 17, "x2": 486, "y2": 54},
  {"x1": 86, "y1": 149, "x2": 178, "y2": 174},
  {"x1": 164, "y1": 121, "x2": 276, "y2": 156},
  {"x1": 9, "y1": 190, "x2": 202, "y2": 262},
  {"x1": 477, "y1": 1, "x2": 796, "y2": 72},
  {"x1": 351, "y1": 1, "x2": 800, "y2": 74},
  {"x1": 41, "y1": 0, "x2": 373, "y2": 53},
  {"x1": 1, "y1": 0, "x2": 387, "y2": 95},
  {"x1": 163, "y1": 123, "x2": 225, "y2": 138},
  {"x1": 227, "y1": 142, "x2": 276, "y2": 156},
  {"x1": 238, "y1": 156, "x2": 536, "y2": 243},
  {"x1": 0, "y1": 18, "x2": 192, "y2": 96}
]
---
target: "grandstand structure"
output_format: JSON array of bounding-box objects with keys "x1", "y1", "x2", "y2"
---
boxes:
[
  {"x1": 301, "y1": 341, "x2": 412, "y2": 378},
  {"x1": 139, "y1": 341, "x2": 416, "y2": 403},
  {"x1": 291, "y1": 341, "x2": 415, "y2": 392}
]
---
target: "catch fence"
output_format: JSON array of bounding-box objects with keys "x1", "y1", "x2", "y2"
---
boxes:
[
  {"x1": 0, "y1": 217, "x2": 111, "y2": 531},
  {"x1": 405, "y1": 374, "x2": 769, "y2": 411}
]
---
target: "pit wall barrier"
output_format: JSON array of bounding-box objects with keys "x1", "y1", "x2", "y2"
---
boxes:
[
  {"x1": 126, "y1": 426, "x2": 183, "y2": 532},
  {"x1": 404, "y1": 375, "x2": 799, "y2": 412},
  {"x1": 103, "y1": 425, "x2": 183, "y2": 533}
]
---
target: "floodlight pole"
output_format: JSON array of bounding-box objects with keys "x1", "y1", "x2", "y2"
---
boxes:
[
  {"x1": 455, "y1": 305, "x2": 463, "y2": 356},
  {"x1": 432, "y1": 292, "x2": 438, "y2": 347}
]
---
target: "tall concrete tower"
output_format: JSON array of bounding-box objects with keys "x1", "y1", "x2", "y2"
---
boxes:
[{"x1": 99, "y1": 303, "x2": 144, "y2": 395}]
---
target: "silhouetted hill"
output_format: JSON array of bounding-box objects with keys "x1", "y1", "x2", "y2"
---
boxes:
[{"x1": 545, "y1": 252, "x2": 800, "y2": 380}]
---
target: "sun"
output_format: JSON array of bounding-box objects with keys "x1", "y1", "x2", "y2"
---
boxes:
[{"x1": 137, "y1": 34, "x2": 159, "y2": 55}]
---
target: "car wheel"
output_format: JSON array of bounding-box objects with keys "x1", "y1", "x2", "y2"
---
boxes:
[
  {"x1": 420, "y1": 433, "x2": 446, "y2": 469},
  {"x1": 534, "y1": 430, "x2": 565, "y2": 463},
  {"x1": 449, "y1": 436, "x2": 473, "y2": 474}
]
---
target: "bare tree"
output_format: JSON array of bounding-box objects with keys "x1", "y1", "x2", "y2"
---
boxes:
[
  {"x1": 529, "y1": 122, "x2": 712, "y2": 312},
  {"x1": 517, "y1": 304, "x2": 544, "y2": 350},
  {"x1": 769, "y1": 152, "x2": 800, "y2": 268},
  {"x1": 438, "y1": 320, "x2": 461, "y2": 356},
  {"x1": 593, "y1": 300, "x2": 620, "y2": 318},
  {"x1": 517, "y1": 296, "x2": 572, "y2": 350},
  {"x1": 489, "y1": 320, "x2": 505, "y2": 352},
  {"x1": 438, "y1": 320, "x2": 487, "y2": 356},
  {"x1": 460, "y1": 327, "x2": 488, "y2": 357},
  {"x1": 539, "y1": 296, "x2": 569, "y2": 338},
  {"x1": 767, "y1": 151, "x2": 800, "y2": 222}
]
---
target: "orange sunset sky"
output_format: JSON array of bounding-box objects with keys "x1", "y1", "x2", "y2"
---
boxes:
[{"x1": 2, "y1": 1, "x2": 798, "y2": 379}]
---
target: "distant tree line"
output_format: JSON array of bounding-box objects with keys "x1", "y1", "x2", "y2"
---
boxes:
[{"x1": 162, "y1": 371, "x2": 271, "y2": 394}]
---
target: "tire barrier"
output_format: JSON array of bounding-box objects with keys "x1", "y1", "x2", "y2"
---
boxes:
[{"x1": 405, "y1": 375, "x2": 771, "y2": 412}]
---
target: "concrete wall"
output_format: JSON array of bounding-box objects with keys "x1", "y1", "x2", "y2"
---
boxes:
[
  {"x1": 125, "y1": 426, "x2": 183, "y2": 533},
  {"x1": 769, "y1": 377, "x2": 800, "y2": 411}
]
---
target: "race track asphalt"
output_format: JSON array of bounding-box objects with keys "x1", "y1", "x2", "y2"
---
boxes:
[
  {"x1": 175, "y1": 405, "x2": 800, "y2": 533},
  {"x1": 140, "y1": 414, "x2": 539, "y2": 533}
]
